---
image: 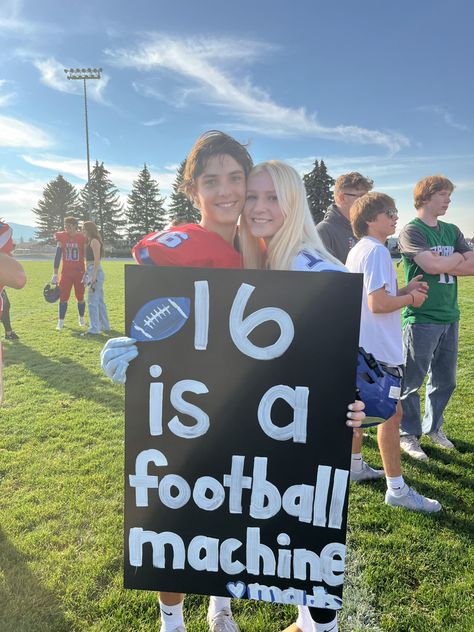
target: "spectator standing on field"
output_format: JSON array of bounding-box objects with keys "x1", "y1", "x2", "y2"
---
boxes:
[
  {"x1": 316, "y1": 173, "x2": 386, "y2": 483},
  {"x1": 82, "y1": 221, "x2": 110, "y2": 336},
  {"x1": 398, "y1": 175, "x2": 474, "y2": 460},
  {"x1": 315, "y1": 172, "x2": 373, "y2": 263},
  {"x1": 346, "y1": 192, "x2": 441, "y2": 512}
]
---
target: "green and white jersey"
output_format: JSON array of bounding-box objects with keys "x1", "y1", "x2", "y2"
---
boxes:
[{"x1": 399, "y1": 218, "x2": 470, "y2": 325}]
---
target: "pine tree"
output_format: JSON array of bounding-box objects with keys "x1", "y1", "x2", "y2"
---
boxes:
[
  {"x1": 126, "y1": 164, "x2": 167, "y2": 244},
  {"x1": 33, "y1": 175, "x2": 80, "y2": 244},
  {"x1": 80, "y1": 161, "x2": 125, "y2": 245},
  {"x1": 303, "y1": 159, "x2": 335, "y2": 225},
  {"x1": 167, "y1": 160, "x2": 201, "y2": 225}
]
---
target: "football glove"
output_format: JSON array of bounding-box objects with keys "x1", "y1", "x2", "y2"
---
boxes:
[
  {"x1": 100, "y1": 337, "x2": 138, "y2": 384},
  {"x1": 51, "y1": 273, "x2": 58, "y2": 284}
]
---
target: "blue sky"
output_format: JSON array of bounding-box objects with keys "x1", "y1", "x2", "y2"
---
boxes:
[{"x1": 1, "y1": 0, "x2": 473, "y2": 236}]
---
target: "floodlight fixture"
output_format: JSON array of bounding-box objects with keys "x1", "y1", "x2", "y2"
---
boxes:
[{"x1": 63, "y1": 66, "x2": 103, "y2": 218}]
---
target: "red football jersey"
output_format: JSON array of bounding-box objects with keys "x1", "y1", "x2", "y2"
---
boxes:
[
  {"x1": 0, "y1": 222, "x2": 13, "y2": 255},
  {"x1": 0, "y1": 222, "x2": 14, "y2": 317},
  {"x1": 132, "y1": 224, "x2": 242, "y2": 269},
  {"x1": 55, "y1": 231, "x2": 85, "y2": 270}
]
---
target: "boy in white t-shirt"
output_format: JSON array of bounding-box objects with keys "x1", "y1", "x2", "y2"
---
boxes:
[{"x1": 346, "y1": 192, "x2": 441, "y2": 512}]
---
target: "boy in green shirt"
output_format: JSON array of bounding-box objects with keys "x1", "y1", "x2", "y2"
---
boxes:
[{"x1": 398, "y1": 175, "x2": 474, "y2": 460}]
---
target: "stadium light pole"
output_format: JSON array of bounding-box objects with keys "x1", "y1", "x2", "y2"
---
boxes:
[{"x1": 64, "y1": 67, "x2": 102, "y2": 219}]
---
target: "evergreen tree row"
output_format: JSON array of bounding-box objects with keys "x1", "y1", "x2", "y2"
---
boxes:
[
  {"x1": 33, "y1": 157, "x2": 335, "y2": 245},
  {"x1": 33, "y1": 160, "x2": 200, "y2": 245}
]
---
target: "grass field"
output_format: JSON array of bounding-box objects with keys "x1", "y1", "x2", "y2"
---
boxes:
[{"x1": 1, "y1": 260, "x2": 473, "y2": 632}]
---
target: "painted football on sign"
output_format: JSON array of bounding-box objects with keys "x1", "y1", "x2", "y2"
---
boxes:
[{"x1": 130, "y1": 297, "x2": 191, "y2": 341}]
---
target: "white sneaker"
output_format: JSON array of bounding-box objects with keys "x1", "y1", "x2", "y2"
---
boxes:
[
  {"x1": 207, "y1": 609, "x2": 240, "y2": 632},
  {"x1": 79, "y1": 316, "x2": 86, "y2": 327},
  {"x1": 350, "y1": 461, "x2": 384, "y2": 483},
  {"x1": 315, "y1": 617, "x2": 338, "y2": 632},
  {"x1": 400, "y1": 435, "x2": 428, "y2": 460},
  {"x1": 385, "y1": 485, "x2": 441, "y2": 513},
  {"x1": 56, "y1": 319, "x2": 64, "y2": 330},
  {"x1": 427, "y1": 428, "x2": 455, "y2": 449}
]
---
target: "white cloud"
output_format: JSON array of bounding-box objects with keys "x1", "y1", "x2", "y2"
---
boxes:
[
  {"x1": 0, "y1": 79, "x2": 16, "y2": 105},
  {"x1": 106, "y1": 35, "x2": 410, "y2": 154},
  {"x1": 0, "y1": 0, "x2": 59, "y2": 40},
  {"x1": 415, "y1": 105, "x2": 470, "y2": 132},
  {"x1": 93, "y1": 130, "x2": 111, "y2": 146},
  {"x1": 287, "y1": 152, "x2": 474, "y2": 180},
  {"x1": 21, "y1": 153, "x2": 176, "y2": 192},
  {"x1": 0, "y1": 114, "x2": 52, "y2": 148},
  {"x1": 0, "y1": 175, "x2": 46, "y2": 224},
  {"x1": 142, "y1": 117, "x2": 165, "y2": 127},
  {"x1": 33, "y1": 57, "x2": 110, "y2": 105},
  {"x1": 0, "y1": 0, "x2": 33, "y2": 35}
]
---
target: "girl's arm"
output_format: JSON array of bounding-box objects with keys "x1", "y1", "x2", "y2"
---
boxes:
[{"x1": 90, "y1": 238, "x2": 101, "y2": 284}]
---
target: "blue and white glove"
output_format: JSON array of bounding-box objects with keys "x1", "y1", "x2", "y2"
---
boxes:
[
  {"x1": 100, "y1": 337, "x2": 138, "y2": 384},
  {"x1": 51, "y1": 273, "x2": 58, "y2": 284}
]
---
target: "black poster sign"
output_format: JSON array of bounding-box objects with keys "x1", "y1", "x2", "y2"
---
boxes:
[{"x1": 124, "y1": 265, "x2": 362, "y2": 610}]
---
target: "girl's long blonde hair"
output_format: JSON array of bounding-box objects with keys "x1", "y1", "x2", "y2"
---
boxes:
[{"x1": 240, "y1": 160, "x2": 343, "y2": 271}]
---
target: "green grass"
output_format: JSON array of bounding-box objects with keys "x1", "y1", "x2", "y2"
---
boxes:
[{"x1": 1, "y1": 261, "x2": 473, "y2": 631}]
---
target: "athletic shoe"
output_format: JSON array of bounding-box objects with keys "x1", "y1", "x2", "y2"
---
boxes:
[
  {"x1": 207, "y1": 609, "x2": 240, "y2": 632},
  {"x1": 79, "y1": 316, "x2": 86, "y2": 327},
  {"x1": 400, "y1": 435, "x2": 428, "y2": 461},
  {"x1": 56, "y1": 319, "x2": 64, "y2": 331},
  {"x1": 282, "y1": 617, "x2": 338, "y2": 632},
  {"x1": 315, "y1": 618, "x2": 338, "y2": 632},
  {"x1": 427, "y1": 428, "x2": 455, "y2": 449},
  {"x1": 385, "y1": 485, "x2": 441, "y2": 513},
  {"x1": 350, "y1": 461, "x2": 384, "y2": 483},
  {"x1": 5, "y1": 331, "x2": 19, "y2": 340}
]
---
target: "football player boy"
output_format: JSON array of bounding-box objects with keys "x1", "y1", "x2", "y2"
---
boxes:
[
  {"x1": 101, "y1": 134, "x2": 365, "y2": 632},
  {"x1": 51, "y1": 216, "x2": 86, "y2": 330},
  {"x1": 102, "y1": 131, "x2": 252, "y2": 632}
]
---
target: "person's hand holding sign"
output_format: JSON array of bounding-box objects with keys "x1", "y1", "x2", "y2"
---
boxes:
[{"x1": 100, "y1": 337, "x2": 138, "y2": 384}]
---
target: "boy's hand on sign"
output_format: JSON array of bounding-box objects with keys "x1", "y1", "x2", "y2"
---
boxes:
[
  {"x1": 100, "y1": 337, "x2": 138, "y2": 384},
  {"x1": 346, "y1": 400, "x2": 365, "y2": 428}
]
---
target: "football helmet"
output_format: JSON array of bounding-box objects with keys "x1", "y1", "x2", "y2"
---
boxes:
[
  {"x1": 43, "y1": 283, "x2": 60, "y2": 303},
  {"x1": 356, "y1": 347, "x2": 401, "y2": 427}
]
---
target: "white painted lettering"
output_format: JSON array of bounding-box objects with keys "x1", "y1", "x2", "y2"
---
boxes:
[
  {"x1": 257, "y1": 385, "x2": 309, "y2": 443},
  {"x1": 229, "y1": 283, "x2": 294, "y2": 360}
]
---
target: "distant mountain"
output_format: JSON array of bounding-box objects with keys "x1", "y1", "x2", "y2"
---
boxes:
[{"x1": 9, "y1": 222, "x2": 37, "y2": 242}]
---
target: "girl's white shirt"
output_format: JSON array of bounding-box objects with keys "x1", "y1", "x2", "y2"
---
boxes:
[{"x1": 291, "y1": 247, "x2": 346, "y2": 273}]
